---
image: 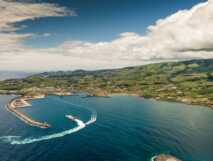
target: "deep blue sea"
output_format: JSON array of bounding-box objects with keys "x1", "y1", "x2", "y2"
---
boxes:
[{"x1": 0, "y1": 94, "x2": 213, "y2": 161}]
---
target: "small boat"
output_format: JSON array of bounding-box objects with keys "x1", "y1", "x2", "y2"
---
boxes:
[{"x1": 66, "y1": 115, "x2": 76, "y2": 121}]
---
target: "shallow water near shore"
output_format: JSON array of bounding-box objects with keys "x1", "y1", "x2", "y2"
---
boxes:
[{"x1": 0, "y1": 94, "x2": 213, "y2": 161}]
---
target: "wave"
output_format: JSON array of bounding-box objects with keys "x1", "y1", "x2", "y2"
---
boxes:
[{"x1": 0, "y1": 98, "x2": 97, "y2": 145}]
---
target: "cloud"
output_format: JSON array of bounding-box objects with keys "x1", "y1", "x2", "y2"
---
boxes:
[
  {"x1": 0, "y1": 0, "x2": 74, "y2": 32},
  {"x1": 51, "y1": 0, "x2": 213, "y2": 64},
  {"x1": 0, "y1": 0, "x2": 212, "y2": 71},
  {"x1": 141, "y1": 0, "x2": 213, "y2": 60},
  {"x1": 0, "y1": 0, "x2": 74, "y2": 51}
]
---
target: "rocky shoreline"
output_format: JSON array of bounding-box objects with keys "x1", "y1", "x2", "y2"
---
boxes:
[
  {"x1": 151, "y1": 154, "x2": 181, "y2": 161},
  {"x1": 89, "y1": 91, "x2": 213, "y2": 109}
]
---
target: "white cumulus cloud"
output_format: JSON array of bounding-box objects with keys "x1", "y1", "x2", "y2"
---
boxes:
[{"x1": 0, "y1": 0, "x2": 212, "y2": 71}]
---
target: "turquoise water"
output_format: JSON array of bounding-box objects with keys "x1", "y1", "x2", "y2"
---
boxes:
[{"x1": 0, "y1": 94, "x2": 213, "y2": 161}]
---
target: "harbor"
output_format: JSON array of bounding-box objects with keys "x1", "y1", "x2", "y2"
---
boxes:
[{"x1": 7, "y1": 96, "x2": 50, "y2": 129}]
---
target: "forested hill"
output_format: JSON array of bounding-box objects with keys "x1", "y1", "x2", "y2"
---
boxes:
[{"x1": 0, "y1": 59, "x2": 213, "y2": 107}]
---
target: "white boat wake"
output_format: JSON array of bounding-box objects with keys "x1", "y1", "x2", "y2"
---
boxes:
[
  {"x1": 0, "y1": 99, "x2": 97, "y2": 145},
  {"x1": 54, "y1": 98, "x2": 97, "y2": 125}
]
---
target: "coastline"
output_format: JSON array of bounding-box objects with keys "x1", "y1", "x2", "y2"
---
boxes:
[
  {"x1": 3, "y1": 90, "x2": 212, "y2": 129},
  {"x1": 4, "y1": 90, "x2": 213, "y2": 113},
  {"x1": 7, "y1": 95, "x2": 51, "y2": 129},
  {"x1": 108, "y1": 92, "x2": 213, "y2": 109}
]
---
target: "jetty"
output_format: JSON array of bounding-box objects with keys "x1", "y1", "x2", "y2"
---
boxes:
[{"x1": 7, "y1": 96, "x2": 50, "y2": 129}]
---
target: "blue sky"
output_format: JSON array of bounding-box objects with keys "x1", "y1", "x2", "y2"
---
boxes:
[
  {"x1": 19, "y1": 0, "x2": 206, "y2": 48},
  {"x1": 0, "y1": 0, "x2": 212, "y2": 71}
]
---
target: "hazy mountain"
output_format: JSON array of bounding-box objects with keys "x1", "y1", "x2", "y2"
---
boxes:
[{"x1": 0, "y1": 71, "x2": 33, "y2": 81}]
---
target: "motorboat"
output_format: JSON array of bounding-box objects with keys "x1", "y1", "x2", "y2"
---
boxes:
[{"x1": 65, "y1": 115, "x2": 76, "y2": 121}]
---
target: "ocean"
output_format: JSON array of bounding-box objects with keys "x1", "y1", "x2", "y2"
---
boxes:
[{"x1": 0, "y1": 94, "x2": 213, "y2": 161}]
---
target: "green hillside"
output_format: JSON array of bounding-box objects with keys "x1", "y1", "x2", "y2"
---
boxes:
[{"x1": 0, "y1": 59, "x2": 213, "y2": 107}]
